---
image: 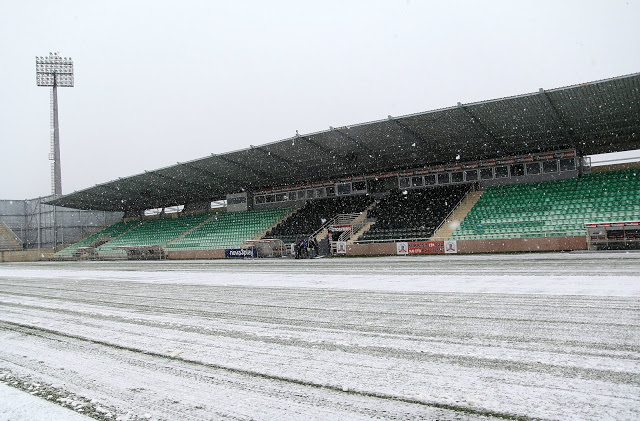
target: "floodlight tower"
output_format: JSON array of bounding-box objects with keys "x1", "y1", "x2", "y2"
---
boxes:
[{"x1": 36, "y1": 52, "x2": 74, "y2": 196}]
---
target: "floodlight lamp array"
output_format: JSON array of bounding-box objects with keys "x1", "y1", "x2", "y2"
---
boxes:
[{"x1": 36, "y1": 52, "x2": 74, "y2": 87}]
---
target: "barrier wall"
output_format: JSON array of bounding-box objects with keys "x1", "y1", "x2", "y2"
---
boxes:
[
  {"x1": 345, "y1": 242, "x2": 399, "y2": 256},
  {"x1": 166, "y1": 249, "x2": 226, "y2": 260},
  {"x1": 346, "y1": 236, "x2": 587, "y2": 256},
  {"x1": 0, "y1": 249, "x2": 55, "y2": 262},
  {"x1": 456, "y1": 236, "x2": 587, "y2": 254}
]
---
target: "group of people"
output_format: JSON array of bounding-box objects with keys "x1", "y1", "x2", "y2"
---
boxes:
[{"x1": 294, "y1": 237, "x2": 319, "y2": 259}]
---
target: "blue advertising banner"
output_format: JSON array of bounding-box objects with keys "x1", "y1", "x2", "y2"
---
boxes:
[{"x1": 225, "y1": 248, "x2": 257, "y2": 258}]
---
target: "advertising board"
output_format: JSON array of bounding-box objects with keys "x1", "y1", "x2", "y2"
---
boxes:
[
  {"x1": 396, "y1": 240, "x2": 458, "y2": 255},
  {"x1": 225, "y1": 248, "x2": 257, "y2": 258}
]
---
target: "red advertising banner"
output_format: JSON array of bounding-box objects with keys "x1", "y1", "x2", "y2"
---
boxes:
[
  {"x1": 397, "y1": 240, "x2": 458, "y2": 255},
  {"x1": 396, "y1": 241, "x2": 443, "y2": 255}
]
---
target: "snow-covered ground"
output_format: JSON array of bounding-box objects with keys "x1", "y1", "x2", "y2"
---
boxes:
[{"x1": 0, "y1": 253, "x2": 639, "y2": 420}]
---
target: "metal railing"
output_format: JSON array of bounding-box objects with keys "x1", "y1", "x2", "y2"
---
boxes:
[{"x1": 431, "y1": 186, "x2": 474, "y2": 236}]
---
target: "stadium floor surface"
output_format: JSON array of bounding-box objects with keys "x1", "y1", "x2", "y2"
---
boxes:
[{"x1": 0, "y1": 253, "x2": 639, "y2": 420}]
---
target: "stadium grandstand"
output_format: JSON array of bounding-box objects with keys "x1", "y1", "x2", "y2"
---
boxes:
[{"x1": 23, "y1": 72, "x2": 639, "y2": 260}]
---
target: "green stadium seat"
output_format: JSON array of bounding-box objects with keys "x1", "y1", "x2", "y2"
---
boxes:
[{"x1": 451, "y1": 169, "x2": 640, "y2": 241}]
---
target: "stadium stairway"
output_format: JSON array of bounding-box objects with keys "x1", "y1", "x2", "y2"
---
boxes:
[
  {"x1": 0, "y1": 222, "x2": 22, "y2": 251},
  {"x1": 254, "y1": 207, "x2": 299, "y2": 241},
  {"x1": 96, "y1": 213, "x2": 212, "y2": 257},
  {"x1": 430, "y1": 190, "x2": 484, "y2": 240},
  {"x1": 347, "y1": 200, "x2": 380, "y2": 244},
  {"x1": 165, "y1": 212, "x2": 220, "y2": 247},
  {"x1": 266, "y1": 195, "x2": 375, "y2": 245},
  {"x1": 165, "y1": 207, "x2": 294, "y2": 251},
  {"x1": 451, "y1": 168, "x2": 640, "y2": 240},
  {"x1": 356, "y1": 185, "x2": 470, "y2": 243}
]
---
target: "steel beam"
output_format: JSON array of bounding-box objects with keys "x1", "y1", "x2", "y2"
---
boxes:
[
  {"x1": 538, "y1": 88, "x2": 578, "y2": 149},
  {"x1": 250, "y1": 145, "x2": 305, "y2": 171},
  {"x1": 179, "y1": 162, "x2": 242, "y2": 186},
  {"x1": 330, "y1": 127, "x2": 377, "y2": 158},
  {"x1": 211, "y1": 154, "x2": 270, "y2": 179},
  {"x1": 457, "y1": 102, "x2": 509, "y2": 154}
]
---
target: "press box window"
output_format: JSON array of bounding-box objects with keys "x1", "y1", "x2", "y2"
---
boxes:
[
  {"x1": 265, "y1": 194, "x2": 275, "y2": 203},
  {"x1": 424, "y1": 174, "x2": 436, "y2": 185},
  {"x1": 297, "y1": 190, "x2": 306, "y2": 200},
  {"x1": 510, "y1": 164, "x2": 525, "y2": 177},
  {"x1": 315, "y1": 188, "x2": 326, "y2": 198},
  {"x1": 398, "y1": 177, "x2": 411, "y2": 189},
  {"x1": 437, "y1": 173, "x2": 450, "y2": 184},
  {"x1": 495, "y1": 166, "x2": 509, "y2": 178},
  {"x1": 336, "y1": 183, "x2": 352, "y2": 195},
  {"x1": 306, "y1": 189, "x2": 314, "y2": 199},
  {"x1": 228, "y1": 196, "x2": 247, "y2": 205},
  {"x1": 352, "y1": 181, "x2": 367, "y2": 192},
  {"x1": 451, "y1": 172, "x2": 464, "y2": 183},
  {"x1": 326, "y1": 186, "x2": 336, "y2": 197},
  {"x1": 480, "y1": 168, "x2": 493, "y2": 180},
  {"x1": 255, "y1": 195, "x2": 266, "y2": 205},
  {"x1": 275, "y1": 193, "x2": 286, "y2": 202},
  {"x1": 526, "y1": 162, "x2": 541, "y2": 175},
  {"x1": 560, "y1": 158, "x2": 576, "y2": 171},
  {"x1": 411, "y1": 176, "x2": 424, "y2": 187},
  {"x1": 465, "y1": 170, "x2": 478, "y2": 181},
  {"x1": 543, "y1": 160, "x2": 558, "y2": 173}
]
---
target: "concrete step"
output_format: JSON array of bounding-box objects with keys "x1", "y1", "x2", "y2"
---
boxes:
[{"x1": 431, "y1": 190, "x2": 484, "y2": 241}]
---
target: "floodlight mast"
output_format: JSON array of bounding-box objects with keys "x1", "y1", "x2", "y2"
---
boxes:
[{"x1": 36, "y1": 52, "x2": 74, "y2": 196}]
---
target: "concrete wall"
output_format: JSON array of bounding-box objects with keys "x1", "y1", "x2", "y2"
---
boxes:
[
  {"x1": 346, "y1": 236, "x2": 587, "y2": 256},
  {"x1": 166, "y1": 249, "x2": 226, "y2": 260},
  {"x1": 0, "y1": 249, "x2": 55, "y2": 262},
  {"x1": 346, "y1": 242, "x2": 398, "y2": 256},
  {"x1": 457, "y1": 236, "x2": 587, "y2": 254}
]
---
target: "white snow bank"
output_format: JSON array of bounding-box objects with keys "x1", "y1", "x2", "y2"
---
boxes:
[{"x1": 0, "y1": 383, "x2": 92, "y2": 421}]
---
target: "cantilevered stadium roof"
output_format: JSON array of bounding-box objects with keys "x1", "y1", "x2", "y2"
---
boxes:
[{"x1": 49, "y1": 73, "x2": 640, "y2": 212}]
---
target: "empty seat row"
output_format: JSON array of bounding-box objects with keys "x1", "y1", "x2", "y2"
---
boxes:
[{"x1": 452, "y1": 169, "x2": 640, "y2": 240}]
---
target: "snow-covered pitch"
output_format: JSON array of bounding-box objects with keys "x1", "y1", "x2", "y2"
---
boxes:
[{"x1": 1, "y1": 253, "x2": 639, "y2": 420}]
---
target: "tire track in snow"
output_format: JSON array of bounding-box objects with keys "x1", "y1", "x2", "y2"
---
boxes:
[{"x1": 0, "y1": 320, "x2": 540, "y2": 421}]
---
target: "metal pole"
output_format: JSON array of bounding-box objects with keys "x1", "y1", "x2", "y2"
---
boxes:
[
  {"x1": 37, "y1": 199, "x2": 41, "y2": 258},
  {"x1": 52, "y1": 77, "x2": 62, "y2": 195}
]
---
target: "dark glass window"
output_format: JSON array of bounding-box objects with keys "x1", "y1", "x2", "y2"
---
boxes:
[
  {"x1": 326, "y1": 186, "x2": 336, "y2": 196},
  {"x1": 560, "y1": 158, "x2": 576, "y2": 171},
  {"x1": 228, "y1": 196, "x2": 247, "y2": 205},
  {"x1": 337, "y1": 183, "x2": 351, "y2": 195},
  {"x1": 465, "y1": 170, "x2": 478, "y2": 181},
  {"x1": 437, "y1": 173, "x2": 450, "y2": 184},
  {"x1": 424, "y1": 174, "x2": 436, "y2": 185},
  {"x1": 495, "y1": 166, "x2": 509, "y2": 178},
  {"x1": 352, "y1": 181, "x2": 366, "y2": 191},
  {"x1": 510, "y1": 164, "x2": 525, "y2": 177},
  {"x1": 398, "y1": 177, "x2": 411, "y2": 188},
  {"x1": 543, "y1": 160, "x2": 558, "y2": 173},
  {"x1": 411, "y1": 176, "x2": 424, "y2": 187},
  {"x1": 480, "y1": 168, "x2": 493, "y2": 180},
  {"x1": 526, "y1": 162, "x2": 541, "y2": 175},
  {"x1": 451, "y1": 172, "x2": 464, "y2": 183},
  {"x1": 255, "y1": 195, "x2": 266, "y2": 204}
]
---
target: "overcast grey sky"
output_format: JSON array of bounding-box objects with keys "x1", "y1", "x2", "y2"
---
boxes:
[{"x1": 1, "y1": 0, "x2": 639, "y2": 199}]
